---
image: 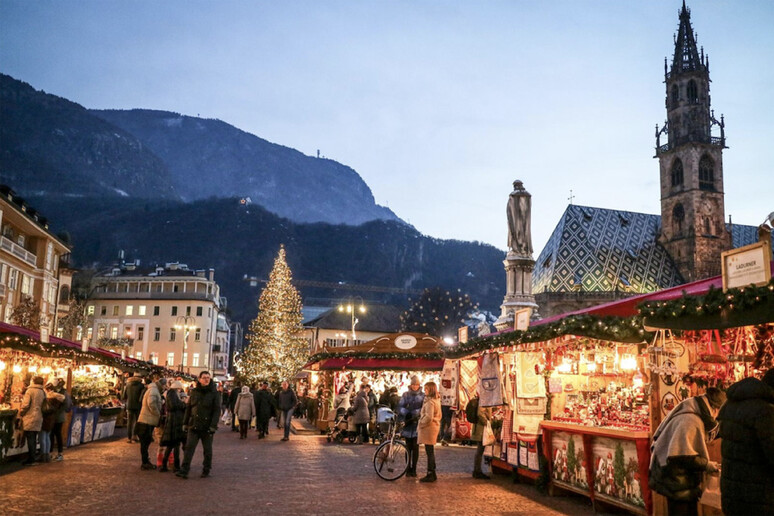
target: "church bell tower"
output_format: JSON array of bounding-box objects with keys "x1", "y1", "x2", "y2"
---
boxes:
[{"x1": 655, "y1": 1, "x2": 731, "y2": 282}]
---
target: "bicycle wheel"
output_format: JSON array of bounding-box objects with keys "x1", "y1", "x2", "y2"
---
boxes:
[{"x1": 373, "y1": 440, "x2": 408, "y2": 481}]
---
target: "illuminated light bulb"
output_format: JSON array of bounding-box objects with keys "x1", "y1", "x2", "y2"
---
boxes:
[
  {"x1": 13, "y1": 364, "x2": 22, "y2": 374},
  {"x1": 29, "y1": 365, "x2": 38, "y2": 373},
  {"x1": 586, "y1": 361, "x2": 597, "y2": 372},
  {"x1": 0, "y1": 360, "x2": 5, "y2": 370},
  {"x1": 620, "y1": 355, "x2": 637, "y2": 371},
  {"x1": 40, "y1": 366, "x2": 52, "y2": 375}
]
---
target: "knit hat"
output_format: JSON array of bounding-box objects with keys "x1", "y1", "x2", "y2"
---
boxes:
[
  {"x1": 762, "y1": 368, "x2": 774, "y2": 390},
  {"x1": 241, "y1": 385, "x2": 250, "y2": 394},
  {"x1": 410, "y1": 375, "x2": 420, "y2": 386},
  {"x1": 170, "y1": 381, "x2": 184, "y2": 390}
]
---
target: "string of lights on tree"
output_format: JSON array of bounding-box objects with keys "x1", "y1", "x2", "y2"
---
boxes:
[
  {"x1": 236, "y1": 245, "x2": 308, "y2": 384},
  {"x1": 444, "y1": 315, "x2": 650, "y2": 359},
  {"x1": 400, "y1": 287, "x2": 477, "y2": 336}
]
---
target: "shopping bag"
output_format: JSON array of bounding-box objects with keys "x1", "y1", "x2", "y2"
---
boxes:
[
  {"x1": 482, "y1": 421, "x2": 496, "y2": 446},
  {"x1": 453, "y1": 414, "x2": 471, "y2": 441},
  {"x1": 699, "y1": 473, "x2": 721, "y2": 509}
]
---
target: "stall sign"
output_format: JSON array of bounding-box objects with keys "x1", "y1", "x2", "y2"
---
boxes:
[
  {"x1": 514, "y1": 308, "x2": 531, "y2": 331},
  {"x1": 457, "y1": 325, "x2": 468, "y2": 344},
  {"x1": 722, "y1": 241, "x2": 771, "y2": 291},
  {"x1": 394, "y1": 334, "x2": 417, "y2": 350}
]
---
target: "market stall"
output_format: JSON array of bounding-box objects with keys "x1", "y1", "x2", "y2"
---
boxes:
[{"x1": 303, "y1": 332, "x2": 445, "y2": 431}]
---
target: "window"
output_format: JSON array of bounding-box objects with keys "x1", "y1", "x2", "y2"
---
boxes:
[
  {"x1": 194, "y1": 328, "x2": 201, "y2": 342},
  {"x1": 687, "y1": 79, "x2": 698, "y2": 102},
  {"x1": 173, "y1": 284, "x2": 179, "y2": 293},
  {"x1": 699, "y1": 155, "x2": 715, "y2": 190},
  {"x1": 208, "y1": 307, "x2": 212, "y2": 317},
  {"x1": 196, "y1": 306, "x2": 203, "y2": 317},
  {"x1": 670, "y1": 84, "x2": 679, "y2": 106},
  {"x1": 183, "y1": 352, "x2": 188, "y2": 366},
  {"x1": 98, "y1": 324, "x2": 106, "y2": 338},
  {"x1": 192, "y1": 353, "x2": 200, "y2": 367},
  {"x1": 100, "y1": 305, "x2": 107, "y2": 316},
  {"x1": 112, "y1": 305, "x2": 119, "y2": 316},
  {"x1": 87, "y1": 305, "x2": 95, "y2": 315},
  {"x1": 21, "y1": 275, "x2": 30, "y2": 296},
  {"x1": 154, "y1": 327, "x2": 160, "y2": 341},
  {"x1": 171, "y1": 306, "x2": 178, "y2": 316},
  {"x1": 673, "y1": 203, "x2": 685, "y2": 235},
  {"x1": 206, "y1": 328, "x2": 211, "y2": 343},
  {"x1": 153, "y1": 306, "x2": 160, "y2": 316},
  {"x1": 110, "y1": 326, "x2": 118, "y2": 339},
  {"x1": 124, "y1": 325, "x2": 132, "y2": 339},
  {"x1": 16, "y1": 234, "x2": 25, "y2": 247},
  {"x1": 671, "y1": 159, "x2": 683, "y2": 187},
  {"x1": 45, "y1": 244, "x2": 53, "y2": 270},
  {"x1": 170, "y1": 328, "x2": 177, "y2": 341},
  {"x1": 186, "y1": 306, "x2": 191, "y2": 316},
  {"x1": 138, "y1": 305, "x2": 146, "y2": 316},
  {"x1": 167, "y1": 352, "x2": 175, "y2": 366},
  {"x1": 136, "y1": 352, "x2": 143, "y2": 360},
  {"x1": 150, "y1": 352, "x2": 159, "y2": 365},
  {"x1": 126, "y1": 305, "x2": 134, "y2": 316},
  {"x1": 86, "y1": 328, "x2": 93, "y2": 340},
  {"x1": 59, "y1": 285, "x2": 70, "y2": 304},
  {"x1": 137, "y1": 326, "x2": 144, "y2": 341},
  {"x1": 8, "y1": 269, "x2": 18, "y2": 290}
]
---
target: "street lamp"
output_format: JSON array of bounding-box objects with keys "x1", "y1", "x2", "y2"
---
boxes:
[
  {"x1": 338, "y1": 297, "x2": 366, "y2": 344},
  {"x1": 174, "y1": 315, "x2": 196, "y2": 371}
]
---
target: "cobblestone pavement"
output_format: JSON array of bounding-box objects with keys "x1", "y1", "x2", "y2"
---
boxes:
[{"x1": 1, "y1": 422, "x2": 612, "y2": 515}]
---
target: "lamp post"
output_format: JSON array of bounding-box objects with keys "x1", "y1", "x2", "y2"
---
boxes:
[
  {"x1": 337, "y1": 297, "x2": 366, "y2": 345},
  {"x1": 175, "y1": 315, "x2": 196, "y2": 372}
]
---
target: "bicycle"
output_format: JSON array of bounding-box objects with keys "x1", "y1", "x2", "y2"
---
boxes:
[{"x1": 373, "y1": 415, "x2": 408, "y2": 480}]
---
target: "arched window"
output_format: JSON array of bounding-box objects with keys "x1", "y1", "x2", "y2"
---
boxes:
[
  {"x1": 671, "y1": 158, "x2": 684, "y2": 187},
  {"x1": 687, "y1": 80, "x2": 698, "y2": 102},
  {"x1": 704, "y1": 217, "x2": 712, "y2": 235},
  {"x1": 671, "y1": 84, "x2": 679, "y2": 107},
  {"x1": 699, "y1": 155, "x2": 715, "y2": 190},
  {"x1": 672, "y1": 203, "x2": 685, "y2": 236},
  {"x1": 59, "y1": 285, "x2": 70, "y2": 304}
]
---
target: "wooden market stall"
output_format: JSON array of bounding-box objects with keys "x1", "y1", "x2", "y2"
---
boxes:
[{"x1": 303, "y1": 332, "x2": 445, "y2": 431}]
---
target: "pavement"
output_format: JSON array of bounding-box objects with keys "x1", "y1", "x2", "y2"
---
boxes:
[{"x1": 0, "y1": 420, "x2": 613, "y2": 515}]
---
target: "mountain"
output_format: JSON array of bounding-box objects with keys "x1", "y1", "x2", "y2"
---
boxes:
[
  {"x1": 91, "y1": 109, "x2": 400, "y2": 225},
  {"x1": 28, "y1": 196, "x2": 505, "y2": 327},
  {"x1": 0, "y1": 74, "x2": 177, "y2": 199}
]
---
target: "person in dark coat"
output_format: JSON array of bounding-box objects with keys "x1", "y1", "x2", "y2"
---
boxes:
[
  {"x1": 51, "y1": 378, "x2": 72, "y2": 461},
  {"x1": 277, "y1": 381, "x2": 298, "y2": 441},
  {"x1": 160, "y1": 381, "x2": 187, "y2": 472},
  {"x1": 254, "y1": 382, "x2": 276, "y2": 438},
  {"x1": 398, "y1": 376, "x2": 425, "y2": 477},
  {"x1": 718, "y1": 369, "x2": 774, "y2": 516},
  {"x1": 649, "y1": 388, "x2": 726, "y2": 516},
  {"x1": 351, "y1": 388, "x2": 370, "y2": 444},
  {"x1": 228, "y1": 384, "x2": 240, "y2": 432},
  {"x1": 123, "y1": 374, "x2": 145, "y2": 443},
  {"x1": 388, "y1": 387, "x2": 400, "y2": 412},
  {"x1": 176, "y1": 371, "x2": 221, "y2": 479}
]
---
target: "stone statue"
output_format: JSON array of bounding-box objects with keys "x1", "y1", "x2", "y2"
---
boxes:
[{"x1": 507, "y1": 180, "x2": 533, "y2": 256}]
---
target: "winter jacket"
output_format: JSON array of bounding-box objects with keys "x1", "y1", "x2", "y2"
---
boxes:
[
  {"x1": 254, "y1": 389, "x2": 276, "y2": 423},
  {"x1": 417, "y1": 397, "x2": 441, "y2": 445},
  {"x1": 138, "y1": 382, "x2": 163, "y2": 426},
  {"x1": 398, "y1": 388, "x2": 425, "y2": 439},
  {"x1": 718, "y1": 377, "x2": 774, "y2": 516},
  {"x1": 41, "y1": 390, "x2": 65, "y2": 432},
  {"x1": 351, "y1": 391, "x2": 370, "y2": 425},
  {"x1": 124, "y1": 376, "x2": 145, "y2": 412},
  {"x1": 228, "y1": 387, "x2": 240, "y2": 410},
  {"x1": 471, "y1": 406, "x2": 491, "y2": 443},
  {"x1": 54, "y1": 387, "x2": 72, "y2": 424},
  {"x1": 277, "y1": 388, "x2": 298, "y2": 412},
  {"x1": 20, "y1": 384, "x2": 46, "y2": 432},
  {"x1": 388, "y1": 392, "x2": 400, "y2": 412},
  {"x1": 235, "y1": 387, "x2": 255, "y2": 421},
  {"x1": 184, "y1": 381, "x2": 221, "y2": 435},
  {"x1": 648, "y1": 396, "x2": 718, "y2": 502},
  {"x1": 366, "y1": 390, "x2": 378, "y2": 416},
  {"x1": 161, "y1": 388, "x2": 187, "y2": 445}
]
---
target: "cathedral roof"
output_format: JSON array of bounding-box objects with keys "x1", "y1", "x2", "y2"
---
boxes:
[
  {"x1": 670, "y1": 1, "x2": 704, "y2": 76},
  {"x1": 532, "y1": 205, "x2": 770, "y2": 296}
]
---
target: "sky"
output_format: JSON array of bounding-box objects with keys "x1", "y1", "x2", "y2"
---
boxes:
[{"x1": 1, "y1": 0, "x2": 772, "y2": 254}]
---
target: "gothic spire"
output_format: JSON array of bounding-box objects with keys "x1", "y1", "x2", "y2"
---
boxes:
[{"x1": 670, "y1": 1, "x2": 703, "y2": 75}]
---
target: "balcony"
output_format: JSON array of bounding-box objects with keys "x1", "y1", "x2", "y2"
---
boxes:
[
  {"x1": 90, "y1": 291, "x2": 217, "y2": 302},
  {"x1": 0, "y1": 235, "x2": 37, "y2": 267}
]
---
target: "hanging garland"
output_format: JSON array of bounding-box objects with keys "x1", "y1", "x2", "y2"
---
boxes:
[
  {"x1": 444, "y1": 314, "x2": 650, "y2": 359},
  {"x1": 639, "y1": 279, "x2": 774, "y2": 321},
  {"x1": 307, "y1": 350, "x2": 444, "y2": 363}
]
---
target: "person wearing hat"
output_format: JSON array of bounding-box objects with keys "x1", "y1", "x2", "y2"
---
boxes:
[
  {"x1": 234, "y1": 385, "x2": 255, "y2": 439},
  {"x1": 649, "y1": 387, "x2": 726, "y2": 516},
  {"x1": 718, "y1": 369, "x2": 774, "y2": 516},
  {"x1": 398, "y1": 376, "x2": 425, "y2": 477},
  {"x1": 160, "y1": 380, "x2": 186, "y2": 472}
]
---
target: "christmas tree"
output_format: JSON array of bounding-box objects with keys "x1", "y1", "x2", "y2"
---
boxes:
[{"x1": 236, "y1": 246, "x2": 307, "y2": 385}]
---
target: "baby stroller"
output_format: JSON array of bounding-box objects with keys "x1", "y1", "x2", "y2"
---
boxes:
[
  {"x1": 374, "y1": 405, "x2": 396, "y2": 444},
  {"x1": 327, "y1": 407, "x2": 358, "y2": 444}
]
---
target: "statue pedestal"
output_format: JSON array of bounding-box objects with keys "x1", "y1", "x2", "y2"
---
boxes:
[{"x1": 494, "y1": 252, "x2": 540, "y2": 332}]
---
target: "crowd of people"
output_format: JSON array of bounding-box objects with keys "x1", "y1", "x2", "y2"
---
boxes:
[{"x1": 18, "y1": 376, "x2": 73, "y2": 465}]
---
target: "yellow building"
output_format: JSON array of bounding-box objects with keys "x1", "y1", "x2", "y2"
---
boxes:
[
  {"x1": 85, "y1": 262, "x2": 223, "y2": 375},
  {"x1": 0, "y1": 185, "x2": 72, "y2": 336}
]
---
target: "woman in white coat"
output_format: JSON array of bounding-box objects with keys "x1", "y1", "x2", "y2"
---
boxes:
[{"x1": 417, "y1": 381, "x2": 441, "y2": 483}]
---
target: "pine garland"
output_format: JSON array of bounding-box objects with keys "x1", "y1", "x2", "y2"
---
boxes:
[
  {"x1": 307, "y1": 350, "x2": 444, "y2": 363},
  {"x1": 444, "y1": 315, "x2": 649, "y2": 358},
  {"x1": 236, "y1": 246, "x2": 308, "y2": 384}
]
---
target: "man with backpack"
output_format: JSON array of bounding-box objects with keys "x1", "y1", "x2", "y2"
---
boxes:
[{"x1": 468, "y1": 395, "x2": 492, "y2": 479}]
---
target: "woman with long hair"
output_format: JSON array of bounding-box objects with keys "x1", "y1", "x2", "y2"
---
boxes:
[{"x1": 417, "y1": 381, "x2": 442, "y2": 482}]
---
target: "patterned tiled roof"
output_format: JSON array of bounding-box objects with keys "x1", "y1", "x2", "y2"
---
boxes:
[{"x1": 533, "y1": 205, "x2": 770, "y2": 295}]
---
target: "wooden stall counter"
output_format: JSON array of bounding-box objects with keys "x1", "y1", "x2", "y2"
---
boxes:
[{"x1": 541, "y1": 421, "x2": 651, "y2": 515}]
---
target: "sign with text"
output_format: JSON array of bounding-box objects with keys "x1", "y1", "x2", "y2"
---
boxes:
[
  {"x1": 514, "y1": 308, "x2": 532, "y2": 331},
  {"x1": 722, "y1": 241, "x2": 771, "y2": 291},
  {"x1": 458, "y1": 325, "x2": 468, "y2": 344}
]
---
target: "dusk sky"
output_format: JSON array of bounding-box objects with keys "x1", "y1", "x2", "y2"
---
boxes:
[{"x1": 2, "y1": 0, "x2": 772, "y2": 254}]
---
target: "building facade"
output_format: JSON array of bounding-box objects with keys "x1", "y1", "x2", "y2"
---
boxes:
[
  {"x1": 85, "y1": 262, "x2": 223, "y2": 375},
  {"x1": 0, "y1": 185, "x2": 71, "y2": 335}
]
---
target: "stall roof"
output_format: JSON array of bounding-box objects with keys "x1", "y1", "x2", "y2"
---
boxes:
[{"x1": 304, "y1": 332, "x2": 445, "y2": 371}]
